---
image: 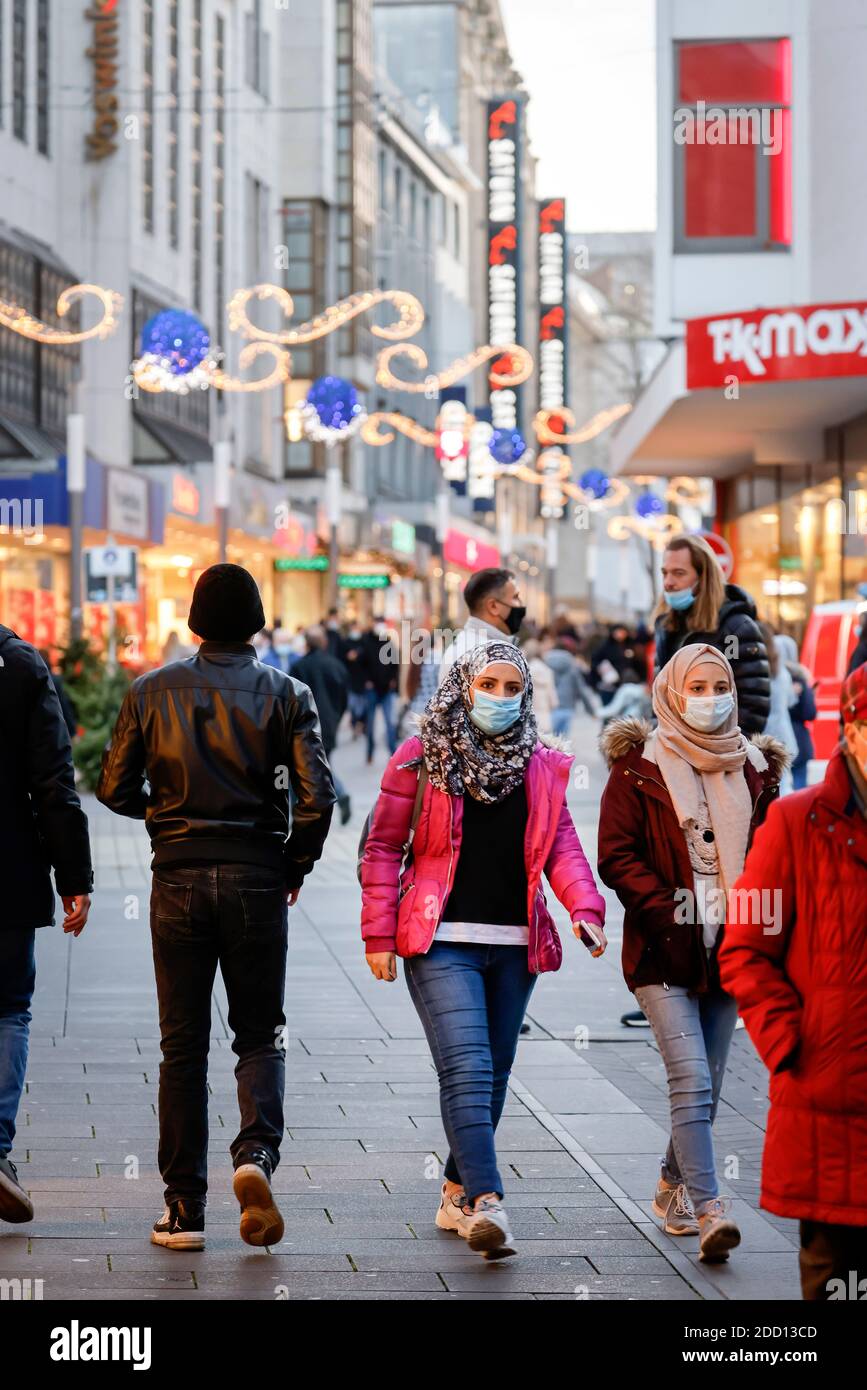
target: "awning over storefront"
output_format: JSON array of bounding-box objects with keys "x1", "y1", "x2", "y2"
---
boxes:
[
  {"x1": 0, "y1": 413, "x2": 65, "y2": 463},
  {"x1": 610, "y1": 339, "x2": 867, "y2": 477},
  {"x1": 133, "y1": 413, "x2": 212, "y2": 465}
]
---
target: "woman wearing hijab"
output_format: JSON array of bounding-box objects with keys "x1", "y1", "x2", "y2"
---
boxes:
[
  {"x1": 360, "y1": 642, "x2": 607, "y2": 1260},
  {"x1": 597, "y1": 644, "x2": 788, "y2": 1263}
]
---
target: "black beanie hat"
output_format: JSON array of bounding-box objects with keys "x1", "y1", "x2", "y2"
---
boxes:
[{"x1": 188, "y1": 564, "x2": 266, "y2": 642}]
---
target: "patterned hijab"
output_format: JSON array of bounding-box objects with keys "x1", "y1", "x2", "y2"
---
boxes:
[{"x1": 420, "y1": 642, "x2": 538, "y2": 803}]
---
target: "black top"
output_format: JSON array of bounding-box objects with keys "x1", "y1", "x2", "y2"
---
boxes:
[{"x1": 442, "y1": 782, "x2": 529, "y2": 925}]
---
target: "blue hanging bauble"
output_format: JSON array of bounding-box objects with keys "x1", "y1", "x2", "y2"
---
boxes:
[
  {"x1": 488, "y1": 429, "x2": 528, "y2": 467},
  {"x1": 307, "y1": 375, "x2": 362, "y2": 432},
  {"x1": 140, "y1": 309, "x2": 211, "y2": 376},
  {"x1": 636, "y1": 492, "x2": 664, "y2": 519},
  {"x1": 579, "y1": 468, "x2": 610, "y2": 500}
]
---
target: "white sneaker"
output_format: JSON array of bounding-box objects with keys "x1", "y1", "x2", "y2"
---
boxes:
[
  {"x1": 435, "y1": 1182, "x2": 471, "y2": 1237},
  {"x1": 464, "y1": 1197, "x2": 516, "y2": 1260}
]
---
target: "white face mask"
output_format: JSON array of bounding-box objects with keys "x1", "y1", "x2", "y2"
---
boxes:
[{"x1": 682, "y1": 692, "x2": 734, "y2": 732}]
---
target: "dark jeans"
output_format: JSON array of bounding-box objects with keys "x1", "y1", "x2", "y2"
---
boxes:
[
  {"x1": 0, "y1": 929, "x2": 36, "y2": 1156},
  {"x1": 799, "y1": 1219, "x2": 867, "y2": 1300},
  {"x1": 149, "y1": 865, "x2": 289, "y2": 1205},
  {"x1": 405, "y1": 941, "x2": 536, "y2": 1204}
]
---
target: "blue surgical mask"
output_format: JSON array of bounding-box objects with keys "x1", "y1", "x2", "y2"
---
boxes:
[
  {"x1": 664, "y1": 587, "x2": 695, "y2": 612},
  {"x1": 682, "y1": 692, "x2": 735, "y2": 732},
  {"x1": 468, "y1": 690, "x2": 523, "y2": 735}
]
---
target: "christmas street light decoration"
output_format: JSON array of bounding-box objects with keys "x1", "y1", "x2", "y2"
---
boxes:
[
  {"x1": 228, "y1": 285, "x2": 425, "y2": 345},
  {"x1": 300, "y1": 375, "x2": 366, "y2": 445},
  {"x1": 488, "y1": 428, "x2": 532, "y2": 468},
  {"x1": 607, "y1": 509, "x2": 682, "y2": 549},
  {"x1": 132, "y1": 312, "x2": 291, "y2": 395},
  {"x1": 361, "y1": 412, "x2": 438, "y2": 448},
  {"x1": 209, "y1": 341, "x2": 292, "y2": 394},
  {"x1": 534, "y1": 402, "x2": 632, "y2": 446},
  {"x1": 0, "y1": 281, "x2": 122, "y2": 343},
  {"x1": 375, "y1": 342, "x2": 534, "y2": 394}
]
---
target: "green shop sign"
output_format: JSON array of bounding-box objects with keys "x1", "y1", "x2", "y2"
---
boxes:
[
  {"x1": 338, "y1": 574, "x2": 391, "y2": 589},
  {"x1": 274, "y1": 555, "x2": 330, "y2": 571}
]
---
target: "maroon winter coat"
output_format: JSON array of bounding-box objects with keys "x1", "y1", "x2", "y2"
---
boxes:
[
  {"x1": 718, "y1": 747, "x2": 867, "y2": 1226},
  {"x1": 596, "y1": 717, "x2": 785, "y2": 993}
]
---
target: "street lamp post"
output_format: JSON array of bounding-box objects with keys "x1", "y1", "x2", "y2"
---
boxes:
[
  {"x1": 66, "y1": 411, "x2": 86, "y2": 643},
  {"x1": 326, "y1": 454, "x2": 342, "y2": 611},
  {"x1": 214, "y1": 440, "x2": 232, "y2": 563},
  {"x1": 545, "y1": 515, "x2": 559, "y2": 620}
]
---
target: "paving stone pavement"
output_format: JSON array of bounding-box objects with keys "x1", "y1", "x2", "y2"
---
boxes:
[{"x1": 2, "y1": 713, "x2": 802, "y2": 1301}]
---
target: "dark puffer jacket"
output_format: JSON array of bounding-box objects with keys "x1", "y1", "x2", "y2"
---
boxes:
[
  {"x1": 655, "y1": 583, "x2": 771, "y2": 734},
  {"x1": 0, "y1": 625, "x2": 92, "y2": 930}
]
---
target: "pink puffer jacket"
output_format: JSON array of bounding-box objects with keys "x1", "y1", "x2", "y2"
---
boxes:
[{"x1": 360, "y1": 735, "x2": 605, "y2": 973}]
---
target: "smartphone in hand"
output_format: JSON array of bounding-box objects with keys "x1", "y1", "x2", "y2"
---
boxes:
[{"x1": 573, "y1": 919, "x2": 606, "y2": 955}]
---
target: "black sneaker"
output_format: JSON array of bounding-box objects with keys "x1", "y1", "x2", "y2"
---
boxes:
[
  {"x1": 151, "y1": 1199, "x2": 206, "y2": 1251},
  {"x1": 233, "y1": 1148, "x2": 284, "y2": 1247},
  {"x1": 0, "y1": 1155, "x2": 33, "y2": 1224}
]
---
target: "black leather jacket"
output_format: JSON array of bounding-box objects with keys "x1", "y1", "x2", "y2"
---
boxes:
[
  {"x1": 655, "y1": 584, "x2": 771, "y2": 735},
  {"x1": 97, "y1": 642, "x2": 335, "y2": 888}
]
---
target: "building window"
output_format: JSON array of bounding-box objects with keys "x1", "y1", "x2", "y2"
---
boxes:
[
  {"x1": 0, "y1": 241, "x2": 80, "y2": 439},
  {"x1": 12, "y1": 0, "x2": 26, "y2": 142},
  {"x1": 335, "y1": 0, "x2": 374, "y2": 360},
  {"x1": 142, "y1": 0, "x2": 155, "y2": 233},
  {"x1": 214, "y1": 15, "x2": 226, "y2": 341},
  {"x1": 191, "y1": 0, "x2": 203, "y2": 308},
  {"x1": 673, "y1": 39, "x2": 792, "y2": 252},
  {"x1": 36, "y1": 0, "x2": 49, "y2": 155},
  {"x1": 245, "y1": 0, "x2": 270, "y2": 100},
  {"x1": 167, "y1": 1, "x2": 179, "y2": 248},
  {"x1": 281, "y1": 200, "x2": 328, "y2": 475}
]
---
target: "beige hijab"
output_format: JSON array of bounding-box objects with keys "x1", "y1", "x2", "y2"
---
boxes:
[{"x1": 651, "y1": 643, "x2": 753, "y2": 895}]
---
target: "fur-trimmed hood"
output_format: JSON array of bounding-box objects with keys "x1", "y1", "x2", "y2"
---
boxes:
[{"x1": 599, "y1": 715, "x2": 791, "y2": 781}]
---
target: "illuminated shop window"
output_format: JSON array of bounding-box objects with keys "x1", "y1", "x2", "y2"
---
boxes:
[{"x1": 673, "y1": 39, "x2": 792, "y2": 252}]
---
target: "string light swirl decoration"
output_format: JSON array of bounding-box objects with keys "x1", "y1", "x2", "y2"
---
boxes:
[
  {"x1": 300, "y1": 375, "x2": 367, "y2": 445},
  {"x1": 0, "y1": 282, "x2": 123, "y2": 344},
  {"x1": 228, "y1": 285, "x2": 425, "y2": 345},
  {"x1": 534, "y1": 402, "x2": 632, "y2": 446},
  {"x1": 209, "y1": 341, "x2": 292, "y2": 394},
  {"x1": 607, "y1": 511, "x2": 682, "y2": 549},
  {"x1": 361, "y1": 412, "x2": 438, "y2": 448},
  {"x1": 375, "y1": 342, "x2": 533, "y2": 394}
]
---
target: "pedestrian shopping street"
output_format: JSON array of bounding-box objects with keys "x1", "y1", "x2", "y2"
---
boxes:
[{"x1": 1, "y1": 716, "x2": 801, "y2": 1302}]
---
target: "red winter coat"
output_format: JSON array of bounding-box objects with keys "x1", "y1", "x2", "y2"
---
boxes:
[
  {"x1": 360, "y1": 735, "x2": 605, "y2": 973},
  {"x1": 597, "y1": 717, "x2": 785, "y2": 993},
  {"x1": 718, "y1": 747, "x2": 867, "y2": 1227}
]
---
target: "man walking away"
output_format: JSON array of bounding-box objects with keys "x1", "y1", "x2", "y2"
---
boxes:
[
  {"x1": 360, "y1": 617, "x2": 399, "y2": 763},
  {"x1": 97, "y1": 564, "x2": 335, "y2": 1252},
  {"x1": 292, "y1": 625, "x2": 352, "y2": 824},
  {"x1": 0, "y1": 627, "x2": 92, "y2": 1226},
  {"x1": 438, "y1": 568, "x2": 526, "y2": 684}
]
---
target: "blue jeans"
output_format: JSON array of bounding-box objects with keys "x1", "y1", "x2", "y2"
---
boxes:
[
  {"x1": 0, "y1": 930, "x2": 36, "y2": 1156},
  {"x1": 405, "y1": 942, "x2": 536, "y2": 1203},
  {"x1": 365, "y1": 689, "x2": 397, "y2": 760},
  {"x1": 551, "y1": 707, "x2": 573, "y2": 737},
  {"x1": 634, "y1": 981, "x2": 738, "y2": 1213}
]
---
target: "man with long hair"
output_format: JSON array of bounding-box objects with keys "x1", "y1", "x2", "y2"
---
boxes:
[{"x1": 652, "y1": 534, "x2": 770, "y2": 736}]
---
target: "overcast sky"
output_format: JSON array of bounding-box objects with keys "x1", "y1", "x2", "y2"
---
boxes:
[{"x1": 498, "y1": 0, "x2": 657, "y2": 233}]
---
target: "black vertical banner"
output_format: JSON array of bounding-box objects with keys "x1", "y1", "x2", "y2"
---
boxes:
[
  {"x1": 486, "y1": 96, "x2": 523, "y2": 436},
  {"x1": 537, "y1": 197, "x2": 568, "y2": 450}
]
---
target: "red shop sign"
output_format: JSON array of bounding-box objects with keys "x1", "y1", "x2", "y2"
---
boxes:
[
  {"x1": 686, "y1": 300, "x2": 867, "y2": 389},
  {"x1": 443, "y1": 529, "x2": 500, "y2": 573}
]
